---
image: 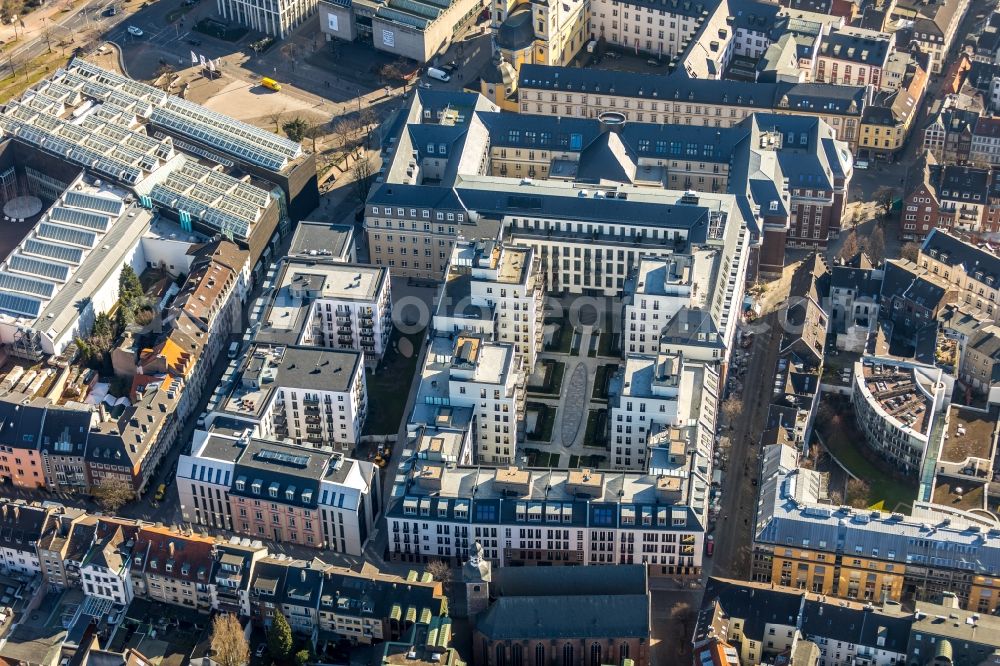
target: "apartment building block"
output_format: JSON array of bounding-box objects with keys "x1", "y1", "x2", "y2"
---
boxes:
[
  {"x1": 517, "y1": 65, "x2": 867, "y2": 148},
  {"x1": 889, "y1": 0, "x2": 970, "y2": 74},
  {"x1": 211, "y1": 538, "x2": 269, "y2": 616},
  {"x1": 622, "y1": 253, "x2": 731, "y2": 357},
  {"x1": 753, "y1": 444, "x2": 1000, "y2": 611},
  {"x1": 178, "y1": 431, "x2": 379, "y2": 555},
  {"x1": 130, "y1": 527, "x2": 216, "y2": 612},
  {"x1": 255, "y1": 259, "x2": 393, "y2": 368},
  {"x1": 694, "y1": 578, "x2": 912, "y2": 666},
  {"x1": 850, "y1": 357, "x2": 948, "y2": 476},
  {"x1": 387, "y1": 463, "x2": 705, "y2": 576},
  {"x1": 608, "y1": 353, "x2": 687, "y2": 470},
  {"x1": 370, "y1": 89, "x2": 843, "y2": 287},
  {"x1": 815, "y1": 26, "x2": 893, "y2": 87},
  {"x1": 920, "y1": 229, "x2": 1000, "y2": 324},
  {"x1": 216, "y1": 344, "x2": 367, "y2": 452},
  {"x1": 423, "y1": 334, "x2": 523, "y2": 465},
  {"x1": 433, "y1": 241, "x2": 544, "y2": 372}
]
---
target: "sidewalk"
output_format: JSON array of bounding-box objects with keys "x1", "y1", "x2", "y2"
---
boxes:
[{"x1": 0, "y1": 0, "x2": 82, "y2": 44}]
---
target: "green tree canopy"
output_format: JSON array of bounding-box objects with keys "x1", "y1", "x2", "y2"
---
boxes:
[{"x1": 267, "y1": 610, "x2": 293, "y2": 660}]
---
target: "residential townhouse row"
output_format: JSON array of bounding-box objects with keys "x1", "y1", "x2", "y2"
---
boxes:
[
  {"x1": 0, "y1": 240, "x2": 247, "y2": 496},
  {"x1": 902, "y1": 156, "x2": 1000, "y2": 240},
  {"x1": 0, "y1": 500, "x2": 452, "y2": 658},
  {"x1": 693, "y1": 577, "x2": 1000, "y2": 666}
]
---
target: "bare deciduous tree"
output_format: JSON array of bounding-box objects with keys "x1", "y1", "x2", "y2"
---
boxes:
[
  {"x1": 846, "y1": 478, "x2": 871, "y2": 509},
  {"x1": 900, "y1": 241, "x2": 920, "y2": 263},
  {"x1": 266, "y1": 106, "x2": 286, "y2": 133},
  {"x1": 837, "y1": 230, "x2": 859, "y2": 263},
  {"x1": 92, "y1": 477, "x2": 134, "y2": 512},
  {"x1": 864, "y1": 226, "x2": 886, "y2": 266},
  {"x1": 210, "y1": 614, "x2": 250, "y2": 666},
  {"x1": 425, "y1": 559, "x2": 452, "y2": 584},
  {"x1": 331, "y1": 117, "x2": 359, "y2": 150},
  {"x1": 350, "y1": 155, "x2": 375, "y2": 204},
  {"x1": 721, "y1": 396, "x2": 742, "y2": 430}
]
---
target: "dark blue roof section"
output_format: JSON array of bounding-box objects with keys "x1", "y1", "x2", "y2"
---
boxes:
[
  {"x1": 518, "y1": 65, "x2": 867, "y2": 115},
  {"x1": 455, "y1": 185, "x2": 713, "y2": 230},
  {"x1": 0, "y1": 401, "x2": 46, "y2": 451}
]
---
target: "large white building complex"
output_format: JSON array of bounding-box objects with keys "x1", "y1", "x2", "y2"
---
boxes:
[
  {"x1": 0, "y1": 60, "x2": 318, "y2": 359},
  {"x1": 434, "y1": 241, "x2": 544, "y2": 371},
  {"x1": 387, "y1": 464, "x2": 705, "y2": 576},
  {"x1": 368, "y1": 90, "x2": 849, "y2": 285},
  {"x1": 409, "y1": 333, "x2": 525, "y2": 466},
  {"x1": 218, "y1": 0, "x2": 317, "y2": 38}
]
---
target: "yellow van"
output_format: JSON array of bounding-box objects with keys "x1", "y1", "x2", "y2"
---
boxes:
[{"x1": 260, "y1": 77, "x2": 281, "y2": 91}]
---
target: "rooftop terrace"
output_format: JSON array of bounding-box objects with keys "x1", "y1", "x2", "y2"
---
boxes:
[
  {"x1": 940, "y1": 406, "x2": 996, "y2": 464},
  {"x1": 860, "y1": 362, "x2": 934, "y2": 436}
]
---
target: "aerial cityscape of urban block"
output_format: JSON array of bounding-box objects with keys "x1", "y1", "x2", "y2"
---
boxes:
[{"x1": 0, "y1": 0, "x2": 997, "y2": 662}]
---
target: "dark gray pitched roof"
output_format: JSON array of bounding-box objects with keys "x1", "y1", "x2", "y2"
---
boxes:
[
  {"x1": 0, "y1": 503, "x2": 49, "y2": 554},
  {"x1": 0, "y1": 402, "x2": 46, "y2": 451},
  {"x1": 492, "y1": 564, "x2": 647, "y2": 597},
  {"x1": 799, "y1": 600, "x2": 912, "y2": 653},
  {"x1": 659, "y1": 306, "x2": 725, "y2": 348},
  {"x1": 576, "y1": 131, "x2": 636, "y2": 184},
  {"x1": 38, "y1": 406, "x2": 91, "y2": 456},
  {"x1": 700, "y1": 578, "x2": 802, "y2": 641},
  {"x1": 922, "y1": 229, "x2": 1000, "y2": 287},
  {"x1": 820, "y1": 28, "x2": 891, "y2": 66},
  {"x1": 476, "y1": 594, "x2": 650, "y2": 640}
]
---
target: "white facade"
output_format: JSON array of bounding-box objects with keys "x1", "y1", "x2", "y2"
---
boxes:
[
  {"x1": 81, "y1": 558, "x2": 134, "y2": 606},
  {"x1": 387, "y1": 465, "x2": 703, "y2": 575},
  {"x1": 216, "y1": 345, "x2": 368, "y2": 452},
  {"x1": 178, "y1": 433, "x2": 378, "y2": 556},
  {"x1": 273, "y1": 260, "x2": 393, "y2": 367},
  {"x1": 609, "y1": 354, "x2": 682, "y2": 470},
  {"x1": 408, "y1": 333, "x2": 524, "y2": 466},
  {"x1": 272, "y1": 380, "x2": 367, "y2": 452},
  {"x1": 434, "y1": 242, "x2": 544, "y2": 372},
  {"x1": 623, "y1": 254, "x2": 712, "y2": 355},
  {"x1": 851, "y1": 358, "x2": 949, "y2": 475},
  {"x1": 217, "y1": 0, "x2": 316, "y2": 38}
]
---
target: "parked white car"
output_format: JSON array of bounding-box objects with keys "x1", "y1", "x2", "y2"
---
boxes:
[{"x1": 127, "y1": 25, "x2": 143, "y2": 36}]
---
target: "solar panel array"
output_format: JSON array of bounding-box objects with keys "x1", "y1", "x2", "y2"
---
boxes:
[
  {"x1": 38, "y1": 222, "x2": 98, "y2": 248},
  {"x1": 0, "y1": 292, "x2": 41, "y2": 318},
  {"x1": 0, "y1": 180, "x2": 128, "y2": 321},
  {"x1": 23, "y1": 239, "x2": 84, "y2": 264},
  {"x1": 48, "y1": 205, "x2": 112, "y2": 232},
  {"x1": 8, "y1": 255, "x2": 70, "y2": 282},
  {"x1": 64, "y1": 190, "x2": 125, "y2": 215},
  {"x1": 144, "y1": 156, "x2": 268, "y2": 240},
  {"x1": 0, "y1": 272, "x2": 57, "y2": 298},
  {"x1": 0, "y1": 60, "x2": 301, "y2": 308}
]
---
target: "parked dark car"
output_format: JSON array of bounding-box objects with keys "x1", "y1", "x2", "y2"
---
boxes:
[
  {"x1": 102, "y1": 5, "x2": 117, "y2": 16},
  {"x1": 187, "y1": 37, "x2": 202, "y2": 45}
]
